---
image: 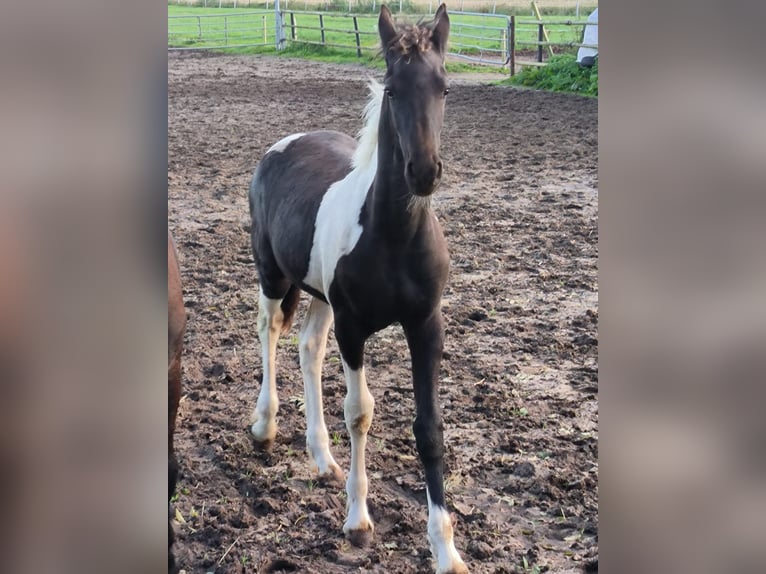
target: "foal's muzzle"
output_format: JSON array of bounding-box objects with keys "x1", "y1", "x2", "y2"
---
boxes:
[{"x1": 405, "y1": 155, "x2": 443, "y2": 197}]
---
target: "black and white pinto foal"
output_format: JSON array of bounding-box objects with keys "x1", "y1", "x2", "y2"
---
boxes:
[{"x1": 247, "y1": 5, "x2": 467, "y2": 573}]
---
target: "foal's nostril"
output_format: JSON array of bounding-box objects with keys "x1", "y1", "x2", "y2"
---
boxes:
[
  {"x1": 436, "y1": 160, "x2": 443, "y2": 179},
  {"x1": 406, "y1": 161, "x2": 415, "y2": 179}
]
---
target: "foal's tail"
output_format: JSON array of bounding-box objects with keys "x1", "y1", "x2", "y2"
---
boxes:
[{"x1": 280, "y1": 284, "x2": 301, "y2": 336}]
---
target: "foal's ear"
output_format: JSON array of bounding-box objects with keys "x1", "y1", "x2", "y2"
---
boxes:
[
  {"x1": 431, "y1": 3, "x2": 450, "y2": 55},
  {"x1": 379, "y1": 5, "x2": 397, "y2": 52}
]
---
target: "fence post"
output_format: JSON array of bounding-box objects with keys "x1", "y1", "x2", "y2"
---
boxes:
[
  {"x1": 319, "y1": 13, "x2": 325, "y2": 45},
  {"x1": 531, "y1": 1, "x2": 554, "y2": 58},
  {"x1": 263, "y1": 15, "x2": 267, "y2": 44},
  {"x1": 290, "y1": 12, "x2": 296, "y2": 40},
  {"x1": 224, "y1": 15, "x2": 228, "y2": 45},
  {"x1": 197, "y1": 16, "x2": 202, "y2": 39},
  {"x1": 537, "y1": 23, "x2": 543, "y2": 62},
  {"x1": 353, "y1": 16, "x2": 362, "y2": 57},
  {"x1": 274, "y1": 0, "x2": 285, "y2": 50},
  {"x1": 509, "y1": 16, "x2": 515, "y2": 76}
]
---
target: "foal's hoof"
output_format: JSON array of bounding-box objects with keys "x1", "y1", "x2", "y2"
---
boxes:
[
  {"x1": 250, "y1": 436, "x2": 275, "y2": 452},
  {"x1": 345, "y1": 526, "x2": 374, "y2": 548},
  {"x1": 316, "y1": 464, "x2": 345, "y2": 487},
  {"x1": 438, "y1": 565, "x2": 469, "y2": 574},
  {"x1": 249, "y1": 424, "x2": 276, "y2": 452}
]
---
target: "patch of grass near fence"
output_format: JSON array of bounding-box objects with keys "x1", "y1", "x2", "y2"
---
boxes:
[{"x1": 501, "y1": 54, "x2": 596, "y2": 96}]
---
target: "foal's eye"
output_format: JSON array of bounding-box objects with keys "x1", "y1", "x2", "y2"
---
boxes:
[
  {"x1": 385, "y1": 88, "x2": 395, "y2": 99},
  {"x1": 443, "y1": 88, "x2": 450, "y2": 97}
]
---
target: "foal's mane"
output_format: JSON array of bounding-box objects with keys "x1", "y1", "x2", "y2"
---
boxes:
[{"x1": 351, "y1": 81, "x2": 383, "y2": 171}]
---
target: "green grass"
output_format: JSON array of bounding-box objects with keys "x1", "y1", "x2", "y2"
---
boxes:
[
  {"x1": 501, "y1": 53, "x2": 597, "y2": 96},
  {"x1": 169, "y1": 5, "x2": 591, "y2": 61}
]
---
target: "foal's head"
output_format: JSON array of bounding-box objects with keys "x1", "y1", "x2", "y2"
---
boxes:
[{"x1": 378, "y1": 4, "x2": 450, "y2": 197}]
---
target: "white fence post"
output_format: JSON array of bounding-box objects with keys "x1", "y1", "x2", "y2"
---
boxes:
[{"x1": 274, "y1": 0, "x2": 286, "y2": 50}]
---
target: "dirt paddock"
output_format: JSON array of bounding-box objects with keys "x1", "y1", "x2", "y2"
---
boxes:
[{"x1": 169, "y1": 53, "x2": 598, "y2": 573}]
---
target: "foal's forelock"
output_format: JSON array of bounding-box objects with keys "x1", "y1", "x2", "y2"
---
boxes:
[{"x1": 383, "y1": 24, "x2": 435, "y2": 57}]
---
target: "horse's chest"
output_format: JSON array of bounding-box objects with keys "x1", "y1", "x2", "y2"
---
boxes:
[{"x1": 330, "y1": 249, "x2": 445, "y2": 330}]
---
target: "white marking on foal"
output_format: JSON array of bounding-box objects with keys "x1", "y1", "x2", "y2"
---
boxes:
[
  {"x1": 299, "y1": 298, "x2": 343, "y2": 481},
  {"x1": 341, "y1": 360, "x2": 375, "y2": 540},
  {"x1": 250, "y1": 289, "x2": 283, "y2": 443},
  {"x1": 267, "y1": 132, "x2": 305, "y2": 154},
  {"x1": 303, "y1": 83, "x2": 383, "y2": 295},
  {"x1": 427, "y1": 490, "x2": 468, "y2": 574}
]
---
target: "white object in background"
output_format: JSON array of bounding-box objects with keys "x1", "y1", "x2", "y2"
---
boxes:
[{"x1": 577, "y1": 8, "x2": 599, "y2": 65}]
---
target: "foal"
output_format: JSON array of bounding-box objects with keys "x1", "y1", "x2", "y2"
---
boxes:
[{"x1": 248, "y1": 5, "x2": 467, "y2": 572}]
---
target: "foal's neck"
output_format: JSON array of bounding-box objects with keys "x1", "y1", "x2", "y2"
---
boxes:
[{"x1": 368, "y1": 104, "x2": 432, "y2": 243}]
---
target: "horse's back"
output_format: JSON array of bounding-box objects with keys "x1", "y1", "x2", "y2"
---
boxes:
[
  {"x1": 251, "y1": 130, "x2": 356, "y2": 206},
  {"x1": 249, "y1": 130, "x2": 358, "y2": 291}
]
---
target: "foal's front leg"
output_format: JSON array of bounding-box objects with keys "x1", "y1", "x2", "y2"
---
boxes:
[
  {"x1": 404, "y1": 312, "x2": 468, "y2": 574},
  {"x1": 335, "y1": 316, "x2": 375, "y2": 546}
]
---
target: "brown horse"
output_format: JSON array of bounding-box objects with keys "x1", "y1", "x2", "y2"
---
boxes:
[{"x1": 168, "y1": 232, "x2": 186, "y2": 574}]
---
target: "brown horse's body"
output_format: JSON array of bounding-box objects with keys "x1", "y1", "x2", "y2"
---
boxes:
[{"x1": 168, "y1": 232, "x2": 186, "y2": 573}]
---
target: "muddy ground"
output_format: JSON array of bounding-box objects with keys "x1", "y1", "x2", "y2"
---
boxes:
[{"x1": 169, "y1": 53, "x2": 598, "y2": 574}]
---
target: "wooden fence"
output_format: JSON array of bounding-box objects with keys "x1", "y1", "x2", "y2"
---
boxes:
[{"x1": 168, "y1": 9, "x2": 598, "y2": 74}]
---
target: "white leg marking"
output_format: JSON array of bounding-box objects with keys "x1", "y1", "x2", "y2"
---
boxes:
[
  {"x1": 427, "y1": 490, "x2": 468, "y2": 574},
  {"x1": 250, "y1": 289, "x2": 283, "y2": 443},
  {"x1": 341, "y1": 361, "x2": 375, "y2": 540},
  {"x1": 267, "y1": 132, "x2": 305, "y2": 154},
  {"x1": 299, "y1": 298, "x2": 343, "y2": 481}
]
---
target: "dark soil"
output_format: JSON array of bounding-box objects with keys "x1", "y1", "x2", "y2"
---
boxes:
[{"x1": 169, "y1": 53, "x2": 598, "y2": 574}]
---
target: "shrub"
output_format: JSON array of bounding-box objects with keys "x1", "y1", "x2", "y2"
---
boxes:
[{"x1": 505, "y1": 54, "x2": 597, "y2": 96}]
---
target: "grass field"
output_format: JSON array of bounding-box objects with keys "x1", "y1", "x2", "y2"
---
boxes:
[{"x1": 168, "y1": 5, "x2": 589, "y2": 59}]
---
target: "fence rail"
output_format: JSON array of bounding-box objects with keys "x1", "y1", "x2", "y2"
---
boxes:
[{"x1": 168, "y1": 9, "x2": 598, "y2": 73}]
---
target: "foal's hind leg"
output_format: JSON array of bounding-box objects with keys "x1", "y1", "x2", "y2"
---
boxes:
[
  {"x1": 299, "y1": 297, "x2": 343, "y2": 483},
  {"x1": 250, "y1": 287, "x2": 287, "y2": 448}
]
